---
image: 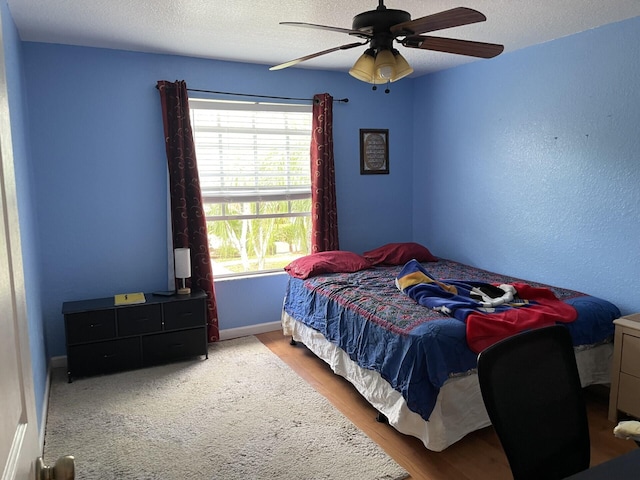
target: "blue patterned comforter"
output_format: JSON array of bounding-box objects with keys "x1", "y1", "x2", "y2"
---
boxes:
[{"x1": 283, "y1": 259, "x2": 620, "y2": 421}]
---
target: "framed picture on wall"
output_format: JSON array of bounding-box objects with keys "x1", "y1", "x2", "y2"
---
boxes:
[{"x1": 360, "y1": 129, "x2": 389, "y2": 175}]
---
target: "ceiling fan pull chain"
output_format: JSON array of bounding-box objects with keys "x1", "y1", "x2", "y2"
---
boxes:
[{"x1": 369, "y1": 82, "x2": 391, "y2": 93}]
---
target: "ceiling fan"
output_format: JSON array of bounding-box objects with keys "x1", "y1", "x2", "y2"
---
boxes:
[{"x1": 270, "y1": 1, "x2": 504, "y2": 88}]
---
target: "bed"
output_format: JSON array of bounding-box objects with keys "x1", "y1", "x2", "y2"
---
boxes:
[{"x1": 281, "y1": 244, "x2": 620, "y2": 451}]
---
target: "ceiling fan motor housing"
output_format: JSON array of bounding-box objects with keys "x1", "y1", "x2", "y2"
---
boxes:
[{"x1": 352, "y1": 9, "x2": 411, "y2": 35}]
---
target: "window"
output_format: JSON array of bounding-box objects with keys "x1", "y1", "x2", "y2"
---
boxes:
[{"x1": 189, "y1": 98, "x2": 312, "y2": 277}]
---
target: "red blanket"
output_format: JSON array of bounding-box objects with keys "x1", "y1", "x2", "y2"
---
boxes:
[{"x1": 465, "y1": 283, "x2": 578, "y2": 353}]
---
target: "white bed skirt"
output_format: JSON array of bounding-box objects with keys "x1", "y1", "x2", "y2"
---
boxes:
[{"x1": 281, "y1": 311, "x2": 613, "y2": 452}]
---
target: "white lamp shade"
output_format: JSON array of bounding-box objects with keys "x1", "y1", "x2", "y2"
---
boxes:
[{"x1": 174, "y1": 248, "x2": 191, "y2": 278}]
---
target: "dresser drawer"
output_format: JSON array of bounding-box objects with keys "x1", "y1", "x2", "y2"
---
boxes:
[
  {"x1": 621, "y1": 334, "x2": 640, "y2": 378},
  {"x1": 68, "y1": 337, "x2": 142, "y2": 378},
  {"x1": 65, "y1": 309, "x2": 116, "y2": 344},
  {"x1": 618, "y1": 372, "x2": 640, "y2": 418},
  {"x1": 142, "y1": 328, "x2": 206, "y2": 365},
  {"x1": 163, "y1": 299, "x2": 206, "y2": 330},
  {"x1": 117, "y1": 304, "x2": 162, "y2": 336}
]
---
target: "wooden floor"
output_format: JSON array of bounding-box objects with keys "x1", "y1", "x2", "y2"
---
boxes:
[{"x1": 257, "y1": 329, "x2": 636, "y2": 480}]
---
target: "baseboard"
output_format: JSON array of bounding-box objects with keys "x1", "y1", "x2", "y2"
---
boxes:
[
  {"x1": 39, "y1": 364, "x2": 53, "y2": 451},
  {"x1": 50, "y1": 355, "x2": 67, "y2": 369},
  {"x1": 219, "y1": 321, "x2": 281, "y2": 340},
  {"x1": 48, "y1": 321, "x2": 282, "y2": 369}
]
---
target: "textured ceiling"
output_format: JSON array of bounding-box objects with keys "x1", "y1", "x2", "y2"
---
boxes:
[{"x1": 7, "y1": 0, "x2": 640, "y2": 77}]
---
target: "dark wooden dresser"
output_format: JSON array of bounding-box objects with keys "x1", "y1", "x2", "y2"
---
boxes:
[{"x1": 62, "y1": 291, "x2": 208, "y2": 382}]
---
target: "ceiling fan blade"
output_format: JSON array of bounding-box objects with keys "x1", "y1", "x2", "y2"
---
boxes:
[
  {"x1": 269, "y1": 42, "x2": 367, "y2": 71},
  {"x1": 391, "y1": 7, "x2": 486, "y2": 36},
  {"x1": 403, "y1": 36, "x2": 504, "y2": 59},
  {"x1": 280, "y1": 22, "x2": 372, "y2": 39}
]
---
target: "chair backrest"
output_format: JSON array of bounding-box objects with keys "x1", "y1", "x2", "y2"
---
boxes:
[{"x1": 477, "y1": 325, "x2": 590, "y2": 480}]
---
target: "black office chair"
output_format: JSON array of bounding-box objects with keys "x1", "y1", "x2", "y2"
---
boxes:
[{"x1": 477, "y1": 325, "x2": 590, "y2": 480}]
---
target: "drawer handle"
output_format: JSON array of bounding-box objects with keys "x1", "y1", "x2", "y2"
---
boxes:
[
  {"x1": 103, "y1": 353, "x2": 118, "y2": 359},
  {"x1": 134, "y1": 317, "x2": 149, "y2": 323},
  {"x1": 179, "y1": 312, "x2": 193, "y2": 318},
  {"x1": 169, "y1": 343, "x2": 185, "y2": 349},
  {"x1": 89, "y1": 323, "x2": 102, "y2": 328}
]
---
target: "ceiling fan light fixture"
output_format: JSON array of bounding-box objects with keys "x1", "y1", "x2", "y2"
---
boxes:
[
  {"x1": 349, "y1": 48, "x2": 376, "y2": 83},
  {"x1": 390, "y1": 50, "x2": 413, "y2": 82},
  {"x1": 374, "y1": 48, "x2": 396, "y2": 80}
]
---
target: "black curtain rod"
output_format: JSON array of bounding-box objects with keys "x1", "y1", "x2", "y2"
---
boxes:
[{"x1": 186, "y1": 88, "x2": 349, "y2": 104}]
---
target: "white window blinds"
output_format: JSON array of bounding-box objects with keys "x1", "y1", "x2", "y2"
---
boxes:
[{"x1": 189, "y1": 99, "x2": 312, "y2": 204}]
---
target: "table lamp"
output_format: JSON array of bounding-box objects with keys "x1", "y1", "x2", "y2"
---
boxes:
[{"x1": 174, "y1": 247, "x2": 191, "y2": 295}]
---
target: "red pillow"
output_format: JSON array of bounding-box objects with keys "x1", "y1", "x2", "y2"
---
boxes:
[
  {"x1": 363, "y1": 242, "x2": 438, "y2": 266},
  {"x1": 284, "y1": 251, "x2": 373, "y2": 279}
]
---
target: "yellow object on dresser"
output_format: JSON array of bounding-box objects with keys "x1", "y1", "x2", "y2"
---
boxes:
[
  {"x1": 114, "y1": 292, "x2": 146, "y2": 305},
  {"x1": 609, "y1": 313, "x2": 640, "y2": 422}
]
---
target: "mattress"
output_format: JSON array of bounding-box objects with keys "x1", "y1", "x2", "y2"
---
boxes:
[
  {"x1": 283, "y1": 259, "x2": 619, "y2": 422},
  {"x1": 282, "y1": 311, "x2": 613, "y2": 451},
  {"x1": 282, "y1": 258, "x2": 620, "y2": 450}
]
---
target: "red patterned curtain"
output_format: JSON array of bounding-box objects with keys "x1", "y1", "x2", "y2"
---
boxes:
[
  {"x1": 311, "y1": 93, "x2": 339, "y2": 252},
  {"x1": 157, "y1": 80, "x2": 219, "y2": 342}
]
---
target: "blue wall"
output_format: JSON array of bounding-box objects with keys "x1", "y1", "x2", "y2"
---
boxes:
[
  {"x1": 21, "y1": 43, "x2": 415, "y2": 357},
  {"x1": 1, "y1": 1, "x2": 47, "y2": 429},
  {"x1": 412, "y1": 16, "x2": 640, "y2": 315}
]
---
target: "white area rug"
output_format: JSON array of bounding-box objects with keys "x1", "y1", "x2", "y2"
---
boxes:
[{"x1": 44, "y1": 336, "x2": 408, "y2": 479}]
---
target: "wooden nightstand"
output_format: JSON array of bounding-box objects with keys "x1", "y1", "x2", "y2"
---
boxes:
[{"x1": 609, "y1": 313, "x2": 640, "y2": 422}]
